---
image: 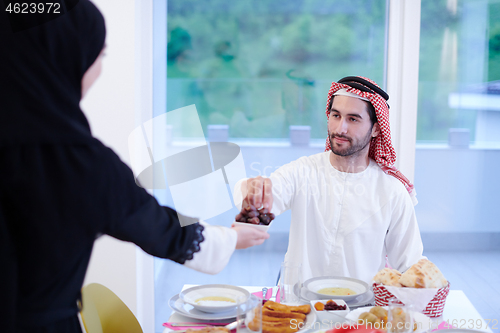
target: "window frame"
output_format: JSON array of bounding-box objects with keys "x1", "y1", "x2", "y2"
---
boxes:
[{"x1": 134, "y1": 0, "x2": 422, "y2": 330}]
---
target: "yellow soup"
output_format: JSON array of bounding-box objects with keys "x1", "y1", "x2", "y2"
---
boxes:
[
  {"x1": 317, "y1": 287, "x2": 356, "y2": 296},
  {"x1": 195, "y1": 296, "x2": 236, "y2": 304}
]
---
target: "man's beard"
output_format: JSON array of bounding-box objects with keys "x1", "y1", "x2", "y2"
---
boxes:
[{"x1": 329, "y1": 128, "x2": 373, "y2": 157}]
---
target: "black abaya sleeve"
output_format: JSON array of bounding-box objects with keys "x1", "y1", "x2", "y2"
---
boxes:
[{"x1": 97, "y1": 144, "x2": 204, "y2": 264}]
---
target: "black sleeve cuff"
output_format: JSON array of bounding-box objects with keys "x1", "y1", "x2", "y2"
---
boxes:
[{"x1": 175, "y1": 223, "x2": 205, "y2": 264}]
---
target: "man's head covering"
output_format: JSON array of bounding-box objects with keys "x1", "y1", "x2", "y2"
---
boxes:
[
  {"x1": 325, "y1": 76, "x2": 417, "y2": 205},
  {"x1": 0, "y1": 0, "x2": 106, "y2": 145}
]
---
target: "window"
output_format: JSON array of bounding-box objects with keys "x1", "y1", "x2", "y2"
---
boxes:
[
  {"x1": 166, "y1": 0, "x2": 387, "y2": 139},
  {"x1": 417, "y1": 0, "x2": 500, "y2": 144},
  {"x1": 415, "y1": 0, "x2": 500, "y2": 234},
  {"x1": 154, "y1": 1, "x2": 389, "y2": 331}
]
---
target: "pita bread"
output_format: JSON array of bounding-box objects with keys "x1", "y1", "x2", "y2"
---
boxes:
[
  {"x1": 373, "y1": 268, "x2": 403, "y2": 287},
  {"x1": 399, "y1": 259, "x2": 448, "y2": 288}
]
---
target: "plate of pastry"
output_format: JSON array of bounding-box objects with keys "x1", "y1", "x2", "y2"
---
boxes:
[{"x1": 243, "y1": 300, "x2": 317, "y2": 333}]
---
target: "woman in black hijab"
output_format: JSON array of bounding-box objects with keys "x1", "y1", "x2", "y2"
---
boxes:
[{"x1": 0, "y1": 1, "x2": 268, "y2": 332}]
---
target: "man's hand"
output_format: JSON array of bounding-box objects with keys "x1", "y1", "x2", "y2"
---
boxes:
[
  {"x1": 242, "y1": 176, "x2": 273, "y2": 210},
  {"x1": 231, "y1": 223, "x2": 270, "y2": 249}
]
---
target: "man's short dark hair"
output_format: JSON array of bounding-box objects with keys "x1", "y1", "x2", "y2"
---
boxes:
[{"x1": 328, "y1": 96, "x2": 377, "y2": 127}]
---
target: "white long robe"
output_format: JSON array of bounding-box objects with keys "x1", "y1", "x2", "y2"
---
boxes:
[{"x1": 235, "y1": 151, "x2": 424, "y2": 283}]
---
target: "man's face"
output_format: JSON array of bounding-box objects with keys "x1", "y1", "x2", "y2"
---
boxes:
[{"x1": 327, "y1": 95, "x2": 380, "y2": 157}]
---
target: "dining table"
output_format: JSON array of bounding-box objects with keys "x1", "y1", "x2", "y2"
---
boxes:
[{"x1": 163, "y1": 285, "x2": 494, "y2": 333}]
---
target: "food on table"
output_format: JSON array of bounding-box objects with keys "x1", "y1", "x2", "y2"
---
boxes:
[
  {"x1": 369, "y1": 306, "x2": 388, "y2": 321},
  {"x1": 399, "y1": 259, "x2": 448, "y2": 288},
  {"x1": 185, "y1": 327, "x2": 229, "y2": 333},
  {"x1": 356, "y1": 306, "x2": 418, "y2": 332},
  {"x1": 324, "y1": 299, "x2": 347, "y2": 310},
  {"x1": 194, "y1": 296, "x2": 235, "y2": 305},
  {"x1": 262, "y1": 309, "x2": 306, "y2": 320},
  {"x1": 357, "y1": 306, "x2": 389, "y2": 329},
  {"x1": 248, "y1": 300, "x2": 311, "y2": 333},
  {"x1": 262, "y1": 315, "x2": 301, "y2": 323},
  {"x1": 235, "y1": 204, "x2": 275, "y2": 226},
  {"x1": 314, "y1": 300, "x2": 347, "y2": 311},
  {"x1": 317, "y1": 287, "x2": 357, "y2": 296},
  {"x1": 373, "y1": 268, "x2": 403, "y2": 287},
  {"x1": 314, "y1": 301, "x2": 325, "y2": 311},
  {"x1": 253, "y1": 321, "x2": 303, "y2": 333},
  {"x1": 358, "y1": 312, "x2": 381, "y2": 326},
  {"x1": 264, "y1": 300, "x2": 311, "y2": 314},
  {"x1": 372, "y1": 259, "x2": 447, "y2": 289}
]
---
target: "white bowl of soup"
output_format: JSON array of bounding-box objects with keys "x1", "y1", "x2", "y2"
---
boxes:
[
  {"x1": 179, "y1": 284, "x2": 250, "y2": 313},
  {"x1": 303, "y1": 277, "x2": 369, "y2": 302}
]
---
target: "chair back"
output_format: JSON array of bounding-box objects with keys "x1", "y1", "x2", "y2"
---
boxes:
[{"x1": 81, "y1": 283, "x2": 143, "y2": 333}]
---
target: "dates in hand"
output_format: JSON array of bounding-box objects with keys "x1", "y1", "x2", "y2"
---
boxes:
[{"x1": 235, "y1": 205, "x2": 275, "y2": 226}]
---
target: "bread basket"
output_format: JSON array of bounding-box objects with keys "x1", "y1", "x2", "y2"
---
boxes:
[{"x1": 372, "y1": 282, "x2": 450, "y2": 318}]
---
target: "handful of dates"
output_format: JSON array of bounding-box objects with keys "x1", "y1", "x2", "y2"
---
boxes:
[{"x1": 235, "y1": 205, "x2": 275, "y2": 226}]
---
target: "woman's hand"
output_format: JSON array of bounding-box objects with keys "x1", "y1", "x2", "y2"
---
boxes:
[{"x1": 231, "y1": 223, "x2": 270, "y2": 249}]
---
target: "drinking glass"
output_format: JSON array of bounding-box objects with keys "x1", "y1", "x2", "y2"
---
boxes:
[
  {"x1": 387, "y1": 298, "x2": 415, "y2": 333},
  {"x1": 237, "y1": 294, "x2": 262, "y2": 333},
  {"x1": 279, "y1": 262, "x2": 302, "y2": 304}
]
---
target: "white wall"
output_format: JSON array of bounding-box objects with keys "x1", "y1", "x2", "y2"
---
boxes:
[{"x1": 80, "y1": 0, "x2": 138, "y2": 316}]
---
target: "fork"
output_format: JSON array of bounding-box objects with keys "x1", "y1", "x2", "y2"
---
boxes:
[{"x1": 262, "y1": 287, "x2": 268, "y2": 300}]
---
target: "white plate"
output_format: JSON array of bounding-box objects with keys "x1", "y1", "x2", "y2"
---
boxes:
[
  {"x1": 233, "y1": 221, "x2": 271, "y2": 232},
  {"x1": 303, "y1": 277, "x2": 369, "y2": 302},
  {"x1": 242, "y1": 306, "x2": 318, "y2": 333},
  {"x1": 180, "y1": 284, "x2": 250, "y2": 313},
  {"x1": 293, "y1": 308, "x2": 318, "y2": 333},
  {"x1": 346, "y1": 306, "x2": 434, "y2": 333},
  {"x1": 169, "y1": 294, "x2": 240, "y2": 321},
  {"x1": 295, "y1": 284, "x2": 374, "y2": 308}
]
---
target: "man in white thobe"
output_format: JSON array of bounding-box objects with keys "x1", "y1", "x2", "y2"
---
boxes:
[{"x1": 234, "y1": 76, "x2": 424, "y2": 284}]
